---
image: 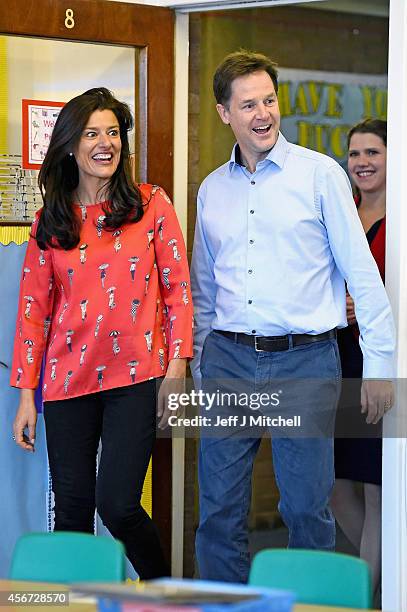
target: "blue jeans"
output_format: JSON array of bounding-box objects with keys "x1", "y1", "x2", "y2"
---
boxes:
[{"x1": 196, "y1": 330, "x2": 341, "y2": 582}]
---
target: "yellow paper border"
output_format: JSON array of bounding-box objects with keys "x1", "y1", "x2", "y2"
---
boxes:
[
  {"x1": 0, "y1": 225, "x2": 30, "y2": 245},
  {"x1": 141, "y1": 460, "x2": 152, "y2": 517}
]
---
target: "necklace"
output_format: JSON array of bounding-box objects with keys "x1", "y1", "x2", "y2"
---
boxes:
[
  {"x1": 76, "y1": 191, "x2": 108, "y2": 208},
  {"x1": 75, "y1": 193, "x2": 92, "y2": 222},
  {"x1": 75, "y1": 192, "x2": 93, "y2": 207}
]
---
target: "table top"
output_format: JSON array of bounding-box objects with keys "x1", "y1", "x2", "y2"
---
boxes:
[
  {"x1": 69, "y1": 607, "x2": 378, "y2": 612},
  {"x1": 296, "y1": 607, "x2": 378, "y2": 612},
  {"x1": 0, "y1": 580, "x2": 379, "y2": 612}
]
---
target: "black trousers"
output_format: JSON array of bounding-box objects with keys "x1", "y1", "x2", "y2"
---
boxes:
[{"x1": 44, "y1": 380, "x2": 169, "y2": 579}]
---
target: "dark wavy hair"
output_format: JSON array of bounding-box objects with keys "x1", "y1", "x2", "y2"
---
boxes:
[{"x1": 36, "y1": 87, "x2": 144, "y2": 250}]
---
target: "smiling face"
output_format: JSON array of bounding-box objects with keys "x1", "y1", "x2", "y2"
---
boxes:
[
  {"x1": 216, "y1": 70, "x2": 280, "y2": 173},
  {"x1": 347, "y1": 132, "x2": 387, "y2": 195},
  {"x1": 74, "y1": 109, "x2": 122, "y2": 199}
]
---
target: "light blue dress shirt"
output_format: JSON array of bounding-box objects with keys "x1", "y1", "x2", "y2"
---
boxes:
[{"x1": 191, "y1": 133, "x2": 395, "y2": 380}]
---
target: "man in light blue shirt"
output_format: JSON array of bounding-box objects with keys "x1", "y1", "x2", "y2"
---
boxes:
[{"x1": 191, "y1": 51, "x2": 395, "y2": 583}]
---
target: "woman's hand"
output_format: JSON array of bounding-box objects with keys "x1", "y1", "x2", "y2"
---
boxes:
[
  {"x1": 157, "y1": 358, "x2": 187, "y2": 430},
  {"x1": 13, "y1": 389, "x2": 37, "y2": 452},
  {"x1": 346, "y1": 293, "x2": 357, "y2": 326}
]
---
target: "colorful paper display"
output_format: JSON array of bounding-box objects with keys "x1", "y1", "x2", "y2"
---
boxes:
[{"x1": 22, "y1": 99, "x2": 64, "y2": 170}]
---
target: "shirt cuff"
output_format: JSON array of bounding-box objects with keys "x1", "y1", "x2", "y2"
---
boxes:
[{"x1": 362, "y1": 358, "x2": 396, "y2": 379}]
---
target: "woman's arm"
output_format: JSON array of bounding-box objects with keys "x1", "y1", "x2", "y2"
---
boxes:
[
  {"x1": 13, "y1": 389, "x2": 37, "y2": 452},
  {"x1": 157, "y1": 358, "x2": 187, "y2": 429},
  {"x1": 10, "y1": 212, "x2": 56, "y2": 449},
  {"x1": 152, "y1": 187, "x2": 194, "y2": 428},
  {"x1": 10, "y1": 212, "x2": 56, "y2": 390},
  {"x1": 152, "y1": 186, "x2": 194, "y2": 363}
]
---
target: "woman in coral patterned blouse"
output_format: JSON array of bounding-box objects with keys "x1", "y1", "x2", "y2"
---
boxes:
[{"x1": 10, "y1": 88, "x2": 193, "y2": 579}]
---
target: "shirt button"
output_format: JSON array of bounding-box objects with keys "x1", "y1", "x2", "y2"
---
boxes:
[
  {"x1": 250, "y1": 209, "x2": 254, "y2": 214},
  {"x1": 248, "y1": 269, "x2": 253, "y2": 274},
  {"x1": 252, "y1": 330, "x2": 256, "y2": 334},
  {"x1": 249, "y1": 239, "x2": 254, "y2": 244},
  {"x1": 250, "y1": 180, "x2": 255, "y2": 185},
  {"x1": 248, "y1": 300, "x2": 253, "y2": 304}
]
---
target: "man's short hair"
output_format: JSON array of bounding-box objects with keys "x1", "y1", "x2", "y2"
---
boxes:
[{"x1": 213, "y1": 50, "x2": 279, "y2": 107}]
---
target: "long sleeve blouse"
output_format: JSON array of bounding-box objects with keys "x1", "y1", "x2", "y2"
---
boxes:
[{"x1": 10, "y1": 184, "x2": 194, "y2": 401}]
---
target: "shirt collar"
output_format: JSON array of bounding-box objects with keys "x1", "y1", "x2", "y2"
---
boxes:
[{"x1": 228, "y1": 131, "x2": 289, "y2": 173}]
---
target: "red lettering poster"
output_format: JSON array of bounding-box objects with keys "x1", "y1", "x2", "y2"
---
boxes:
[{"x1": 22, "y1": 99, "x2": 65, "y2": 169}]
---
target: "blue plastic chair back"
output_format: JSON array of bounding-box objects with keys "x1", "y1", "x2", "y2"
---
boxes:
[
  {"x1": 10, "y1": 532, "x2": 126, "y2": 583},
  {"x1": 249, "y1": 548, "x2": 372, "y2": 609}
]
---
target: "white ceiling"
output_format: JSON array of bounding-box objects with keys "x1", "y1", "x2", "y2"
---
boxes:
[
  {"x1": 108, "y1": 0, "x2": 389, "y2": 16},
  {"x1": 302, "y1": 0, "x2": 388, "y2": 16},
  {"x1": 107, "y1": 0, "x2": 319, "y2": 6},
  {"x1": 165, "y1": 0, "x2": 325, "y2": 10}
]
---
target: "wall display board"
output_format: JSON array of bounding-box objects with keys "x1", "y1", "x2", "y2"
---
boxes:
[
  {"x1": 22, "y1": 99, "x2": 65, "y2": 170},
  {"x1": 278, "y1": 67, "x2": 387, "y2": 167}
]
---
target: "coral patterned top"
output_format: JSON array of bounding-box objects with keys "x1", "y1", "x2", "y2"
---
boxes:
[{"x1": 10, "y1": 184, "x2": 194, "y2": 401}]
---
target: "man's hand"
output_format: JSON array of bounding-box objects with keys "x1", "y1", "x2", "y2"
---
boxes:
[
  {"x1": 361, "y1": 379, "x2": 394, "y2": 425},
  {"x1": 157, "y1": 358, "x2": 187, "y2": 430},
  {"x1": 13, "y1": 389, "x2": 37, "y2": 452},
  {"x1": 346, "y1": 293, "x2": 357, "y2": 326}
]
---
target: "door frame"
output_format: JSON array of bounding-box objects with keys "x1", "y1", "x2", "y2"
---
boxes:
[
  {"x1": 0, "y1": 0, "x2": 175, "y2": 564},
  {"x1": 172, "y1": 0, "x2": 406, "y2": 606}
]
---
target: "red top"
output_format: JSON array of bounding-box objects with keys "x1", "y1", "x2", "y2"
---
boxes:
[
  {"x1": 369, "y1": 217, "x2": 385, "y2": 281},
  {"x1": 10, "y1": 184, "x2": 194, "y2": 401},
  {"x1": 355, "y1": 194, "x2": 385, "y2": 280}
]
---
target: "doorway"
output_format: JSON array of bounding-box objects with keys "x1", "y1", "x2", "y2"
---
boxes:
[
  {"x1": 0, "y1": 0, "x2": 175, "y2": 572},
  {"x1": 183, "y1": 0, "x2": 389, "y2": 580}
]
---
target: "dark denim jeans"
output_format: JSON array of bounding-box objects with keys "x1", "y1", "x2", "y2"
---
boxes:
[
  {"x1": 196, "y1": 330, "x2": 341, "y2": 582},
  {"x1": 44, "y1": 380, "x2": 169, "y2": 579}
]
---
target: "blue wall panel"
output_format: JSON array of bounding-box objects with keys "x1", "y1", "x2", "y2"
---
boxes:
[{"x1": 0, "y1": 243, "x2": 48, "y2": 577}]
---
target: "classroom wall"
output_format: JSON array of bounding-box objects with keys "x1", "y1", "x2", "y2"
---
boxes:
[
  {"x1": 188, "y1": 6, "x2": 389, "y2": 254},
  {"x1": 5, "y1": 36, "x2": 135, "y2": 157},
  {"x1": 0, "y1": 36, "x2": 143, "y2": 579}
]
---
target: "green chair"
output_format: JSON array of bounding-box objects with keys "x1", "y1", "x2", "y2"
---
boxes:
[
  {"x1": 249, "y1": 548, "x2": 372, "y2": 609},
  {"x1": 10, "y1": 532, "x2": 126, "y2": 583}
]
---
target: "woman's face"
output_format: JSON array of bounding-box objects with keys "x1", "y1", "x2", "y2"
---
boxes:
[
  {"x1": 74, "y1": 109, "x2": 122, "y2": 189},
  {"x1": 347, "y1": 132, "x2": 387, "y2": 195}
]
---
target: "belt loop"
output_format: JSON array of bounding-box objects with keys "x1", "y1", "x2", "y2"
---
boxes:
[
  {"x1": 288, "y1": 334, "x2": 294, "y2": 349},
  {"x1": 233, "y1": 332, "x2": 238, "y2": 344}
]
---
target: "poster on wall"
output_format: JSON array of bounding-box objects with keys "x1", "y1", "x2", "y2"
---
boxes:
[
  {"x1": 22, "y1": 99, "x2": 65, "y2": 170},
  {"x1": 278, "y1": 68, "x2": 387, "y2": 168}
]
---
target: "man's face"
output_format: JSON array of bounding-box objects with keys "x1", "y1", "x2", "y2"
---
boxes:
[{"x1": 216, "y1": 70, "x2": 280, "y2": 172}]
